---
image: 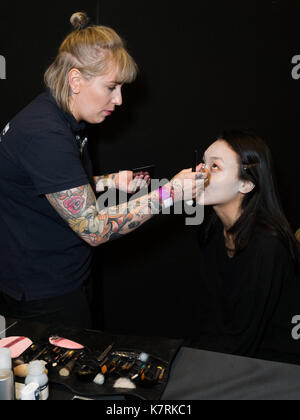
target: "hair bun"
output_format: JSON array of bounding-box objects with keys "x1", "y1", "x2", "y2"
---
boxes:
[{"x1": 70, "y1": 12, "x2": 90, "y2": 30}]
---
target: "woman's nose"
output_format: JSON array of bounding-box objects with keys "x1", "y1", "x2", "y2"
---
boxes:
[{"x1": 113, "y1": 88, "x2": 123, "y2": 106}]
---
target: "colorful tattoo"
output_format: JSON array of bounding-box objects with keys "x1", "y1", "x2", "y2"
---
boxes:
[{"x1": 46, "y1": 183, "x2": 163, "y2": 247}]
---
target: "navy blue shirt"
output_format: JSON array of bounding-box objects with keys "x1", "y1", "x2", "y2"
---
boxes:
[{"x1": 0, "y1": 90, "x2": 94, "y2": 301}]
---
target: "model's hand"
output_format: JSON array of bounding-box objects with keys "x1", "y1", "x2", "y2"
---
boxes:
[{"x1": 115, "y1": 171, "x2": 151, "y2": 193}]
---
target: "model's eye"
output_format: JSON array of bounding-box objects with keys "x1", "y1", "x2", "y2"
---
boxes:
[
  {"x1": 108, "y1": 86, "x2": 116, "y2": 92},
  {"x1": 211, "y1": 163, "x2": 220, "y2": 171}
]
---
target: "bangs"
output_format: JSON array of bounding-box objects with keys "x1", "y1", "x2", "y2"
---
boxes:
[{"x1": 112, "y1": 48, "x2": 138, "y2": 84}]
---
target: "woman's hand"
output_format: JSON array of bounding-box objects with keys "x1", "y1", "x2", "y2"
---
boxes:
[
  {"x1": 170, "y1": 164, "x2": 208, "y2": 203},
  {"x1": 115, "y1": 170, "x2": 151, "y2": 194}
]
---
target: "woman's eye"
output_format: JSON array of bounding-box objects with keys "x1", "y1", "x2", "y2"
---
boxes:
[
  {"x1": 211, "y1": 163, "x2": 219, "y2": 171},
  {"x1": 108, "y1": 86, "x2": 116, "y2": 92}
]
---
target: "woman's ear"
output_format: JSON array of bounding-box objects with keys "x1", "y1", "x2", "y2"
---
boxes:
[
  {"x1": 239, "y1": 180, "x2": 255, "y2": 195},
  {"x1": 68, "y1": 69, "x2": 83, "y2": 94}
]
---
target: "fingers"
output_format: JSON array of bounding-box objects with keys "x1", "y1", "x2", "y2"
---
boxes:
[
  {"x1": 129, "y1": 172, "x2": 151, "y2": 193},
  {"x1": 195, "y1": 163, "x2": 205, "y2": 172},
  {"x1": 96, "y1": 181, "x2": 105, "y2": 193}
]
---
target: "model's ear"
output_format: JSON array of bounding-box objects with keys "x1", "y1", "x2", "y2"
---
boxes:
[
  {"x1": 239, "y1": 180, "x2": 255, "y2": 195},
  {"x1": 68, "y1": 68, "x2": 83, "y2": 94}
]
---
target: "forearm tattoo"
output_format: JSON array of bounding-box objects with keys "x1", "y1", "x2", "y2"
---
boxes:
[{"x1": 46, "y1": 184, "x2": 163, "y2": 247}]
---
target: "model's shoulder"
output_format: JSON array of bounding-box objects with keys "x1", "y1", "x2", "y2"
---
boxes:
[{"x1": 252, "y1": 228, "x2": 291, "y2": 258}]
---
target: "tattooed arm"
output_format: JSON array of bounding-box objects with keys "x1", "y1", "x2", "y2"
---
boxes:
[
  {"x1": 46, "y1": 183, "x2": 162, "y2": 247},
  {"x1": 94, "y1": 171, "x2": 150, "y2": 193},
  {"x1": 46, "y1": 169, "x2": 204, "y2": 247}
]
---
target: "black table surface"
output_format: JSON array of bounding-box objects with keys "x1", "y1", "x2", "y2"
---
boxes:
[{"x1": 1, "y1": 316, "x2": 300, "y2": 400}]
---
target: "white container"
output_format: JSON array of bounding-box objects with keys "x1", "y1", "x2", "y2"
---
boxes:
[
  {"x1": 0, "y1": 348, "x2": 14, "y2": 401},
  {"x1": 25, "y1": 361, "x2": 49, "y2": 401},
  {"x1": 20, "y1": 383, "x2": 40, "y2": 401}
]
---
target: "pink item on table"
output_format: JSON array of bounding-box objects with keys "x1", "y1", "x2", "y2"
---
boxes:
[
  {"x1": 49, "y1": 336, "x2": 84, "y2": 350},
  {"x1": 0, "y1": 336, "x2": 33, "y2": 359}
]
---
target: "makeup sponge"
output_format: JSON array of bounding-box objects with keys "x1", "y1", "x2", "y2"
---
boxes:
[
  {"x1": 113, "y1": 378, "x2": 136, "y2": 390},
  {"x1": 0, "y1": 337, "x2": 33, "y2": 359},
  {"x1": 49, "y1": 336, "x2": 84, "y2": 350},
  {"x1": 93, "y1": 373, "x2": 105, "y2": 386}
]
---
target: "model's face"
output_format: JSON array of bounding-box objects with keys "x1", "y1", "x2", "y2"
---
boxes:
[
  {"x1": 203, "y1": 140, "x2": 244, "y2": 206},
  {"x1": 69, "y1": 65, "x2": 123, "y2": 124}
]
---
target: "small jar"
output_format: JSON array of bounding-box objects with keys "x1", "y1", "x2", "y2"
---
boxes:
[{"x1": 25, "y1": 361, "x2": 49, "y2": 401}]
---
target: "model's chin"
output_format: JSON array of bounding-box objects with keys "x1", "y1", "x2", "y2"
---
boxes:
[{"x1": 202, "y1": 194, "x2": 217, "y2": 207}]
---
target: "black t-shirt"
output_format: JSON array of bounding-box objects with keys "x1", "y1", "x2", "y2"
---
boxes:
[
  {"x1": 0, "y1": 90, "x2": 94, "y2": 301},
  {"x1": 188, "y1": 218, "x2": 300, "y2": 365}
]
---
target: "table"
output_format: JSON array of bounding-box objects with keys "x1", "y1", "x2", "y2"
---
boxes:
[{"x1": 1, "y1": 316, "x2": 300, "y2": 400}]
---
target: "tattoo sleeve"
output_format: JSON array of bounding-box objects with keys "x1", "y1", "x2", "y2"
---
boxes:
[
  {"x1": 94, "y1": 174, "x2": 117, "y2": 192},
  {"x1": 46, "y1": 184, "x2": 165, "y2": 247}
]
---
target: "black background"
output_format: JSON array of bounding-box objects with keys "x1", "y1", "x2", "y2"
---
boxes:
[{"x1": 1, "y1": 0, "x2": 300, "y2": 339}]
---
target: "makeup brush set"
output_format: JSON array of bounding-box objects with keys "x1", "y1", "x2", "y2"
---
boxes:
[{"x1": 9, "y1": 333, "x2": 177, "y2": 400}]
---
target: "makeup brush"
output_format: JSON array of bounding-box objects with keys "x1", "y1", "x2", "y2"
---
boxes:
[{"x1": 59, "y1": 352, "x2": 84, "y2": 377}]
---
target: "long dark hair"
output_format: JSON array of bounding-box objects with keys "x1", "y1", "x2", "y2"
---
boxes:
[{"x1": 202, "y1": 129, "x2": 300, "y2": 272}]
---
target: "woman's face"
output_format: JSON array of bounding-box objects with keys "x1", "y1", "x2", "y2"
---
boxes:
[
  {"x1": 203, "y1": 140, "x2": 244, "y2": 207},
  {"x1": 69, "y1": 65, "x2": 123, "y2": 124}
]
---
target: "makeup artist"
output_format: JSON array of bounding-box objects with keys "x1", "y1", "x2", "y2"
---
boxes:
[
  {"x1": 0, "y1": 12, "x2": 205, "y2": 329},
  {"x1": 189, "y1": 130, "x2": 300, "y2": 365}
]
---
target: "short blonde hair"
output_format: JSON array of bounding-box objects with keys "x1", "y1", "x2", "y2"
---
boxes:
[{"x1": 44, "y1": 12, "x2": 138, "y2": 113}]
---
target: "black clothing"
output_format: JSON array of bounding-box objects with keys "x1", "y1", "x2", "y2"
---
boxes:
[
  {"x1": 0, "y1": 287, "x2": 92, "y2": 329},
  {"x1": 188, "y1": 219, "x2": 300, "y2": 365},
  {"x1": 0, "y1": 90, "x2": 94, "y2": 301}
]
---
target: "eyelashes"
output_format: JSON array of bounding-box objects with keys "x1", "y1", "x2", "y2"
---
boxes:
[
  {"x1": 201, "y1": 160, "x2": 220, "y2": 172},
  {"x1": 211, "y1": 163, "x2": 220, "y2": 171}
]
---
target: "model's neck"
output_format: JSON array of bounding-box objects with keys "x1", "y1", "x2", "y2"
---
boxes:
[{"x1": 213, "y1": 200, "x2": 242, "y2": 232}]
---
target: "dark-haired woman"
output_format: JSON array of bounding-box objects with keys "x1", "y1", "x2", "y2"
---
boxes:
[{"x1": 189, "y1": 130, "x2": 300, "y2": 365}]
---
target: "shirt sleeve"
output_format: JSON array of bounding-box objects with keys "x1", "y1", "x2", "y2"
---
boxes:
[{"x1": 18, "y1": 128, "x2": 90, "y2": 195}]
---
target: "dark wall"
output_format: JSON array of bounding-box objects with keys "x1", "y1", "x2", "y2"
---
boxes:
[{"x1": 1, "y1": 1, "x2": 300, "y2": 339}]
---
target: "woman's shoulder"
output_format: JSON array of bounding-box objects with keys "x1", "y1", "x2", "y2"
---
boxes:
[
  {"x1": 251, "y1": 227, "x2": 292, "y2": 260},
  {"x1": 12, "y1": 91, "x2": 68, "y2": 137}
]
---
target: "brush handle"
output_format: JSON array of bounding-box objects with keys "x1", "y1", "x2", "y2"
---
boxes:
[{"x1": 59, "y1": 358, "x2": 77, "y2": 377}]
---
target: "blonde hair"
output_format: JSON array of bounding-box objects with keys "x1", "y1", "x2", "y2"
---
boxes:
[{"x1": 44, "y1": 12, "x2": 138, "y2": 112}]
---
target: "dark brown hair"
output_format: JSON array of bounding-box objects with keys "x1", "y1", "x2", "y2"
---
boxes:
[{"x1": 202, "y1": 129, "x2": 300, "y2": 272}]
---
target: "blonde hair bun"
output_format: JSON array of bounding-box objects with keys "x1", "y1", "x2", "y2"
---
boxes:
[{"x1": 70, "y1": 12, "x2": 90, "y2": 30}]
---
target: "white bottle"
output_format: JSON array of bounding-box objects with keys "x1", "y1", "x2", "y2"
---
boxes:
[
  {"x1": 25, "y1": 361, "x2": 49, "y2": 401},
  {"x1": 0, "y1": 348, "x2": 14, "y2": 401},
  {"x1": 20, "y1": 383, "x2": 40, "y2": 401}
]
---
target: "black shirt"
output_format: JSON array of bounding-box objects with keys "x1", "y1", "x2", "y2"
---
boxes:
[
  {"x1": 0, "y1": 90, "x2": 94, "y2": 301},
  {"x1": 188, "y1": 218, "x2": 300, "y2": 365}
]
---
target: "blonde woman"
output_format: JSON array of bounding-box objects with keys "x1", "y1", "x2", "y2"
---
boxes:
[{"x1": 0, "y1": 12, "x2": 204, "y2": 328}]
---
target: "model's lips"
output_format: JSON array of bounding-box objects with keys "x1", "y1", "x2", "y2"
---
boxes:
[{"x1": 104, "y1": 110, "x2": 114, "y2": 116}]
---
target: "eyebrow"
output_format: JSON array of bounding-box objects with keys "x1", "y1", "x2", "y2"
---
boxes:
[{"x1": 203, "y1": 155, "x2": 225, "y2": 162}]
